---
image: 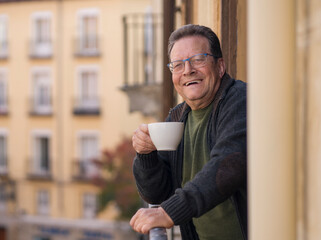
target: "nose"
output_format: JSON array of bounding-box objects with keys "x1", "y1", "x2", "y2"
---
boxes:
[{"x1": 183, "y1": 60, "x2": 195, "y2": 75}]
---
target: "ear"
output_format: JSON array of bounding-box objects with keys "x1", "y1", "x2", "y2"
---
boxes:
[{"x1": 217, "y1": 58, "x2": 226, "y2": 78}]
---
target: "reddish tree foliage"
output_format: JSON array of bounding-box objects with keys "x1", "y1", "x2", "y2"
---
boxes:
[{"x1": 93, "y1": 137, "x2": 142, "y2": 220}]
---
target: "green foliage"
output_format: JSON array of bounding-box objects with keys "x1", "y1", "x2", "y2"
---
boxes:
[{"x1": 93, "y1": 137, "x2": 142, "y2": 220}]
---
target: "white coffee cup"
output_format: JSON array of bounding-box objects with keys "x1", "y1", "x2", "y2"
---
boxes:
[{"x1": 148, "y1": 122, "x2": 184, "y2": 151}]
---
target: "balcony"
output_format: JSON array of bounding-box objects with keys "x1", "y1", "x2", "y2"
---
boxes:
[
  {"x1": 0, "y1": 41, "x2": 8, "y2": 59},
  {"x1": 120, "y1": 13, "x2": 163, "y2": 120},
  {"x1": 26, "y1": 158, "x2": 52, "y2": 180},
  {"x1": 73, "y1": 97, "x2": 100, "y2": 115},
  {"x1": 74, "y1": 35, "x2": 101, "y2": 57},
  {"x1": 29, "y1": 39, "x2": 53, "y2": 59},
  {"x1": 0, "y1": 180, "x2": 16, "y2": 210},
  {"x1": 0, "y1": 157, "x2": 8, "y2": 178},
  {"x1": 29, "y1": 97, "x2": 53, "y2": 116},
  {"x1": 0, "y1": 100, "x2": 9, "y2": 116},
  {"x1": 72, "y1": 159, "x2": 100, "y2": 182}
]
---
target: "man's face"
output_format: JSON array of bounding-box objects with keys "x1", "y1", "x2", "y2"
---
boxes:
[{"x1": 170, "y1": 36, "x2": 224, "y2": 110}]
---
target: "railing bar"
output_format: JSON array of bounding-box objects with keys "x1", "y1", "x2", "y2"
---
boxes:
[{"x1": 123, "y1": 16, "x2": 128, "y2": 86}]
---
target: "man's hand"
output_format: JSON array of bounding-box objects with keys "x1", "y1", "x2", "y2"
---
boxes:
[
  {"x1": 132, "y1": 124, "x2": 157, "y2": 154},
  {"x1": 130, "y1": 207, "x2": 174, "y2": 234}
]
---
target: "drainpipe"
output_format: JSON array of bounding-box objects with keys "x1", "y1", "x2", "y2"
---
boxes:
[
  {"x1": 56, "y1": 0, "x2": 64, "y2": 216},
  {"x1": 162, "y1": 0, "x2": 175, "y2": 120}
]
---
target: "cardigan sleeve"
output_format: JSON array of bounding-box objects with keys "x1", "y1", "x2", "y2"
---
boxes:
[
  {"x1": 133, "y1": 149, "x2": 175, "y2": 204},
  {"x1": 132, "y1": 102, "x2": 188, "y2": 205}
]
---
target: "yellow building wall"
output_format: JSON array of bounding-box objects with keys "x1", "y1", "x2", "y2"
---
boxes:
[{"x1": 0, "y1": 0, "x2": 154, "y2": 221}]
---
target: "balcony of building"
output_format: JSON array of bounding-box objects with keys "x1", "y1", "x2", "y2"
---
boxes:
[
  {"x1": 0, "y1": 179, "x2": 16, "y2": 214},
  {"x1": 120, "y1": 13, "x2": 163, "y2": 121},
  {"x1": 71, "y1": 159, "x2": 100, "y2": 182},
  {"x1": 74, "y1": 35, "x2": 101, "y2": 57},
  {"x1": 26, "y1": 158, "x2": 52, "y2": 181},
  {"x1": 0, "y1": 157, "x2": 8, "y2": 179},
  {"x1": 0, "y1": 98, "x2": 9, "y2": 116},
  {"x1": 29, "y1": 39, "x2": 53, "y2": 59},
  {"x1": 0, "y1": 41, "x2": 8, "y2": 59},
  {"x1": 72, "y1": 97, "x2": 101, "y2": 115},
  {"x1": 28, "y1": 97, "x2": 53, "y2": 116}
]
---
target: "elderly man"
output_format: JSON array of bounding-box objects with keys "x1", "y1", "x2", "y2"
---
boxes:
[{"x1": 130, "y1": 24, "x2": 247, "y2": 240}]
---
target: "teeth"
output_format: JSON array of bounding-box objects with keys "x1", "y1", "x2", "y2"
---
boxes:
[{"x1": 185, "y1": 80, "x2": 201, "y2": 86}]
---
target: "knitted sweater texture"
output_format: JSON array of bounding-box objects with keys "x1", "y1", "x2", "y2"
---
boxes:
[{"x1": 133, "y1": 74, "x2": 247, "y2": 240}]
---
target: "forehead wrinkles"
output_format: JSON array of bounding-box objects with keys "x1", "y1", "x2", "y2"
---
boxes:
[{"x1": 170, "y1": 36, "x2": 210, "y2": 61}]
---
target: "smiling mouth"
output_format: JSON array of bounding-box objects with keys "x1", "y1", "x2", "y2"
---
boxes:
[{"x1": 184, "y1": 80, "x2": 202, "y2": 86}]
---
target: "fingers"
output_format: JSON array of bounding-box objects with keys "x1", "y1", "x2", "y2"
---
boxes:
[
  {"x1": 130, "y1": 208, "x2": 155, "y2": 234},
  {"x1": 130, "y1": 208, "x2": 151, "y2": 234},
  {"x1": 130, "y1": 208, "x2": 174, "y2": 234},
  {"x1": 132, "y1": 124, "x2": 156, "y2": 154}
]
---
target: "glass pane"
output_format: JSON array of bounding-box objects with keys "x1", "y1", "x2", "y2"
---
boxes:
[
  {"x1": 83, "y1": 193, "x2": 96, "y2": 218},
  {"x1": 81, "y1": 16, "x2": 97, "y2": 49},
  {"x1": 0, "y1": 136, "x2": 6, "y2": 168},
  {"x1": 40, "y1": 137, "x2": 49, "y2": 170},
  {"x1": 0, "y1": 74, "x2": 6, "y2": 107},
  {"x1": 34, "y1": 72, "x2": 50, "y2": 109},
  {"x1": 37, "y1": 190, "x2": 49, "y2": 215},
  {"x1": 35, "y1": 18, "x2": 50, "y2": 43},
  {"x1": 81, "y1": 71, "x2": 96, "y2": 99},
  {"x1": 0, "y1": 18, "x2": 7, "y2": 42}
]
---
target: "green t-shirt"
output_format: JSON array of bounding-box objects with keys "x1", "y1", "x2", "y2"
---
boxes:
[{"x1": 182, "y1": 102, "x2": 243, "y2": 240}]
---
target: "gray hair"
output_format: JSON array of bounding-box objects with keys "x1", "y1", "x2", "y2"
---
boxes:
[{"x1": 168, "y1": 24, "x2": 223, "y2": 60}]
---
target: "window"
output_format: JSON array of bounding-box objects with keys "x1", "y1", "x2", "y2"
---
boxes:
[
  {"x1": 0, "y1": 15, "x2": 8, "y2": 58},
  {"x1": 37, "y1": 189, "x2": 50, "y2": 216},
  {"x1": 0, "y1": 185, "x2": 6, "y2": 212},
  {"x1": 82, "y1": 193, "x2": 96, "y2": 219},
  {"x1": 74, "y1": 66, "x2": 99, "y2": 114},
  {"x1": 0, "y1": 132, "x2": 7, "y2": 175},
  {"x1": 0, "y1": 69, "x2": 8, "y2": 114},
  {"x1": 31, "y1": 67, "x2": 52, "y2": 115},
  {"x1": 77, "y1": 131, "x2": 99, "y2": 178},
  {"x1": 31, "y1": 131, "x2": 51, "y2": 177},
  {"x1": 31, "y1": 12, "x2": 52, "y2": 58},
  {"x1": 77, "y1": 9, "x2": 99, "y2": 56}
]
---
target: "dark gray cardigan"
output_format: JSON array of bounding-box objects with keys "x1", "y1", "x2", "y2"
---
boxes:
[{"x1": 133, "y1": 74, "x2": 247, "y2": 240}]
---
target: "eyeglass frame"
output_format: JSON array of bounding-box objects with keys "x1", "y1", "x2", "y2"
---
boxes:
[{"x1": 167, "y1": 53, "x2": 217, "y2": 73}]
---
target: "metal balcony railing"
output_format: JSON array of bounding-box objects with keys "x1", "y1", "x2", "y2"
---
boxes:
[
  {"x1": 26, "y1": 158, "x2": 52, "y2": 180},
  {"x1": 122, "y1": 13, "x2": 163, "y2": 88},
  {"x1": 29, "y1": 39, "x2": 53, "y2": 59},
  {"x1": 29, "y1": 97, "x2": 53, "y2": 116},
  {"x1": 74, "y1": 35, "x2": 101, "y2": 57},
  {"x1": 73, "y1": 97, "x2": 100, "y2": 115},
  {"x1": 0, "y1": 41, "x2": 8, "y2": 59},
  {"x1": 72, "y1": 159, "x2": 100, "y2": 181},
  {"x1": 0, "y1": 98, "x2": 9, "y2": 115},
  {"x1": 0, "y1": 157, "x2": 8, "y2": 177}
]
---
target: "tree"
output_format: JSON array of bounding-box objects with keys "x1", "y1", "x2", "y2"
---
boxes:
[{"x1": 92, "y1": 137, "x2": 142, "y2": 220}]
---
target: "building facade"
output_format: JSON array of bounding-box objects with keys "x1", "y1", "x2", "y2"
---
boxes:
[
  {"x1": 0, "y1": 0, "x2": 156, "y2": 240},
  {"x1": 1, "y1": 0, "x2": 321, "y2": 240}
]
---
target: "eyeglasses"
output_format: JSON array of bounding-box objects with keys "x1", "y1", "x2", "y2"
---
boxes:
[{"x1": 167, "y1": 53, "x2": 214, "y2": 74}]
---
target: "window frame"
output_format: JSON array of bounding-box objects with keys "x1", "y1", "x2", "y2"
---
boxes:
[
  {"x1": 76, "y1": 130, "x2": 100, "y2": 178},
  {"x1": 76, "y1": 8, "x2": 100, "y2": 56},
  {"x1": 74, "y1": 65, "x2": 100, "y2": 113},
  {"x1": 30, "y1": 67, "x2": 52, "y2": 115},
  {"x1": 0, "y1": 68, "x2": 8, "y2": 114},
  {"x1": 0, "y1": 15, "x2": 8, "y2": 58},
  {"x1": 36, "y1": 189, "x2": 50, "y2": 216},
  {"x1": 30, "y1": 11, "x2": 53, "y2": 58},
  {"x1": 82, "y1": 192, "x2": 97, "y2": 219},
  {"x1": 31, "y1": 130, "x2": 51, "y2": 177},
  {"x1": 0, "y1": 129, "x2": 8, "y2": 175}
]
